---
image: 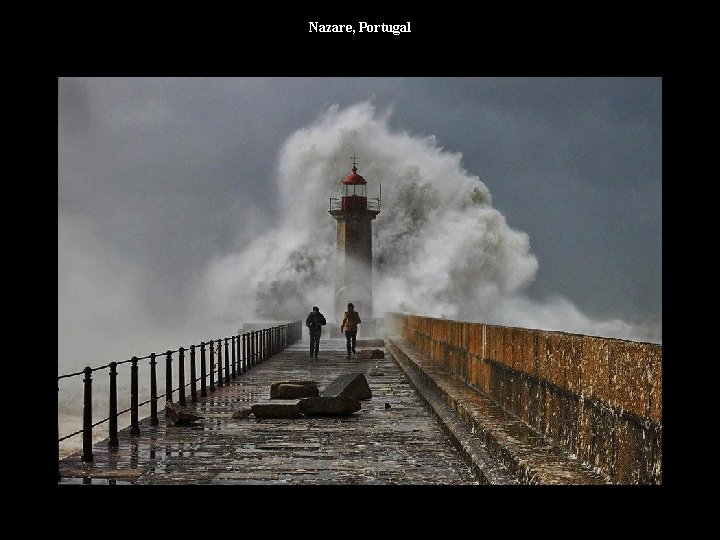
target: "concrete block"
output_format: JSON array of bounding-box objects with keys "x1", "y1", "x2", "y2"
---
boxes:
[
  {"x1": 516, "y1": 375, "x2": 530, "y2": 420},
  {"x1": 606, "y1": 340, "x2": 626, "y2": 410},
  {"x1": 563, "y1": 395, "x2": 581, "y2": 457},
  {"x1": 590, "y1": 405, "x2": 617, "y2": 477},
  {"x1": 485, "y1": 325, "x2": 502, "y2": 362},
  {"x1": 298, "y1": 396, "x2": 361, "y2": 416},
  {"x1": 467, "y1": 323, "x2": 483, "y2": 356},
  {"x1": 525, "y1": 377, "x2": 541, "y2": 431},
  {"x1": 270, "y1": 380, "x2": 317, "y2": 399},
  {"x1": 648, "y1": 346, "x2": 662, "y2": 422},
  {"x1": 576, "y1": 398, "x2": 593, "y2": 465},
  {"x1": 547, "y1": 333, "x2": 566, "y2": 390},
  {"x1": 251, "y1": 403, "x2": 302, "y2": 419},
  {"x1": 544, "y1": 389, "x2": 564, "y2": 444},
  {"x1": 646, "y1": 421, "x2": 662, "y2": 484},
  {"x1": 273, "y1": 383, "x2": 320, "y2": 399},
  {"x1": 535, "y1": 382, "x2": 548, "y2": 434},
  {"x1": 623, "y1": 341, "x2": 651, "y2": 418},
  {"x1": 469, "y1": 353, "x2": 480, "y2": 389},
  {"x1": 537, "y1": 332, "x2": 551, "y2": 383},
  {"x1": 564, "y1": 334, "x2": 584, "y2": 394},
  {"x1": 519, "y1": 329, "x2": 536, "y2": 376},
  {"x1": 321, "y1": 372, "x2": 372, "y2": 401},
  {"x1": 461, "y1": 322, "x2": 469, "y2": 352},
  {"x1": 459, "y1": 349, "x2": 469, "y2": 382},
  {"x1": 502, "y1": 326, "x2": 513, "y2": 369},
  {"x1": 511, "y1": 328, "x2": 523, "y2": 371},
  {"x1": 614, "y1": 415, "x2": 644, "y2": 484},
  {"x1": 479, "y1": 357, "x2": 491, "y2": 394},
  {"x1": 583, "y1": 336, "x2": 610, "y2": 403}
]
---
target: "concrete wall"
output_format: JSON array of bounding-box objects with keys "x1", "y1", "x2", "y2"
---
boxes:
[{"x1": 385, "y1": 313, "x2": 662, "y2": 484}]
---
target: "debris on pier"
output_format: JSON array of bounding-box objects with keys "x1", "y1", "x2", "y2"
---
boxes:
[{"x1": 165, "y1": 402, "x2": 203, "y2": 425}]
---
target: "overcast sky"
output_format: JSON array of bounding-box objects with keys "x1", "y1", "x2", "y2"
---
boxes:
[{"x1": 58, "y1": 77, "x2": 661, "y2": 366}]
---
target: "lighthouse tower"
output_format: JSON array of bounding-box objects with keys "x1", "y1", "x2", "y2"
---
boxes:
[{"x1": 329, "y1": 155, "x2": 381, "y2": 331}]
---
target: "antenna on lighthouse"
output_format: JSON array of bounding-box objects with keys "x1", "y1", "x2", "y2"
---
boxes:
[{"x1": 351, "y1": 152, "x2": 359, "y2": 172}]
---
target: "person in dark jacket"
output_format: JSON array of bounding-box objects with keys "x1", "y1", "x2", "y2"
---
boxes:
[
  {"x1": 340, "y1": 302, "x2": 361, "y2": 359},
  {"x1": 305, "y1": 306, "x2": 327, "y2": 359}
]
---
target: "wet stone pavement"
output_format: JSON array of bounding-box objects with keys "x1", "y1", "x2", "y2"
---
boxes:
[{"x1": 59, "y1": 338, "x2": 478, "y2": 484}]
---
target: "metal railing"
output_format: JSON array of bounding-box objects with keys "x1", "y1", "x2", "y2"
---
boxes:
[
  {"x1": 329, "y1": 197, "x2": 380, "y2": 212},
  {"x1": 58, "y1": 321, "x2": 302, "y2": 477}
]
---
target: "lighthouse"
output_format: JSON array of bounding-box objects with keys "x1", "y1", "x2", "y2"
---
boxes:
[{"x1": 329, "y1": 155, "x2": 380, "y2": 333}]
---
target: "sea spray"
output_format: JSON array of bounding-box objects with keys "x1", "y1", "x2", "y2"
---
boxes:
[{"x1": 199, "y1": 101, "x2": 660, "y2": 343}]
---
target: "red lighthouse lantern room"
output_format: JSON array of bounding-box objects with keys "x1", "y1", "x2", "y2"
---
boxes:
[
  {"x1": 340, "y1": 164, "x2": 367, "y2": 209},
  {"x1": 329, "y1": 155, "x2": 380, "y2": 213}
]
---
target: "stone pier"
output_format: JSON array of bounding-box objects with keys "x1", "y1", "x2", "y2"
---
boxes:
[{"x1": 58, "y1": 338, "x2": 477, "y2": 484}]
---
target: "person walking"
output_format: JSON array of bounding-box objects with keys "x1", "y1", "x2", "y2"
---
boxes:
[
  {"x1": 305, "y1": 306, "x2": 327, "y2": 359},
  {"x1": 340, "y1": 302, "x2": 361, "y2": 359}
]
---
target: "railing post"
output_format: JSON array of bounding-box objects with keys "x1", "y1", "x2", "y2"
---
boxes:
[
  {"x1": 249, "y1": 332, "x2": 254, "y2": 367},
  {"x1": 217, "y1": 339, "x2": 224, "y2": 387},
  {"x1": 224, "y1": 338, "x2": 230, "y2": 383},
  {"x1": 108, "y1": 362, "x2": 119, "y2": 449},
  {"x1": 209, "y1": 340, "x2": 215, "y2": 391},
  {"x1": 263, "y1": 329, "x2": 267, "y2": 361},
  {"x1": 231, "y1": 336, "x2": 237, "y2": 379},
  {"x1": 253, "y1": 331, "x2": 258, "y2": 365},
  {"x1": 131, "y1": 356, "x2": 140, "y2": 435},
  {"x1": 165, "y1": 350, "x2": 173, "y2": 404},
  {"x1": 150, "y1": 353, "x2": 158, "y2": 425},
  {"x1": 239, "y1": 333, "x2": 243, "y2": 371},
  {"x1": 190, "y1": 345, "x2": 198, "y2": 402},
  {"x1": 82, "y1": 366, "x2": 93, "y2": 462},
  {"x1": 178, "y1": 347, "x2": 186, "y2": 406},
  {"x1": 242, "y1": 333, "x2": 247, "y2": 373},
  {"x1": 200, "y1": 342, "x2": 207, "y2": 397}
]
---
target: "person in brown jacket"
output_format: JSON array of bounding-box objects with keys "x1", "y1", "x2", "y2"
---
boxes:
[{"x1": 340, "y1": 302, "x2": 361, "y2": 359}]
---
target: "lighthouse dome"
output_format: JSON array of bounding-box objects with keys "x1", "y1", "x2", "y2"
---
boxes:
[{"x1": 342, "y1": 166, "x2": 367, "y2": 185}]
